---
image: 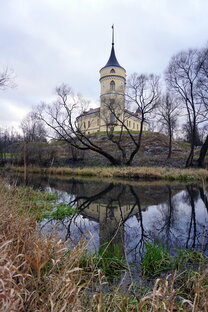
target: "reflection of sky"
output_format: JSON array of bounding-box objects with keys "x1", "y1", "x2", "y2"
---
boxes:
[
  {"x1": 124, "y1": 190, "x2": 208, "y2": 263},
  {"x1": 41, "y1": 186, "x2": 100, "y2": 251},
  {"x1": 40, "y1": 184, "x2": 208, "y2": 265},
  {"x1": 40, "y1": 215, "x2": 99, "y2": 252},
  {"x1": 44, "y1": 186, "x2": 76, "y2": 204}
]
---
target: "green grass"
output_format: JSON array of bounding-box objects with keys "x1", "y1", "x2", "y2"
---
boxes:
[
  {"x1": 175, "y1": 248, "x2": 205, "y2": 267},
  {"x1": 142, "y1": 242, "x2": 173, "y2": 277},
  {"x1": 43, "y1": 202, "x2": 76, "y2": 220},
  {"x1": 95, "y1": 243, "x2": 127, "y2": 278},
  {"x1": 80, "y1": 242, "x2": 127, "y2": 280},
  {"x1": 2, "y1": 152, "x2": 15, "y2": 158},
  {"x1": 18, "y1": 187, "x2": 58, "y2": 220},
  {"x1": 142, "y1": 242, "x2": 208, "y2": 278},
  {"x1": 14, "y1": 187, "x2": 76, "y2": 221},
  {"x1": 92, "y1": 130, "x2": 150, "y2": 135}
]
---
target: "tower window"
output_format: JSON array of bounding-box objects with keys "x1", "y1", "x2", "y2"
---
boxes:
[
  {"x1": 110, "y1": 112, "x2": 115, "y2": 124},
  {"x1": 110, "y1": 80, "x2": 115, "y2": 91},
  {"x1": 110, "y1": 99, "x2": 115, "y2": 106},
  {"x1": 110, "y1": 69, "x2": 115, "y2": 73}
]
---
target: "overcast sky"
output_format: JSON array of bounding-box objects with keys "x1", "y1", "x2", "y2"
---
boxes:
[{"x1": 0, "y1": 0, "x2": 208, "y2": 129}]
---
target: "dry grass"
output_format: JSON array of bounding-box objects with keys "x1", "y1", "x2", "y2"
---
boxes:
[
  {"x1": 0, "y1": 179, "x2": 208, "y2": 311},
  {"x1": 7, "y1": 164, "x2": 208, "y2": 182}
]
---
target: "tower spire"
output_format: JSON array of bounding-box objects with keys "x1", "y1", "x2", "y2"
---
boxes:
[
  {"x1": 112, "y1": 24, "x2": 114, "y2": 46},
  {"x1": 100, "y1": 25, "x2": 125, "y2": 70}
]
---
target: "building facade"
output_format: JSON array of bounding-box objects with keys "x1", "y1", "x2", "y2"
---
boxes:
[{"x1": 77, "y1": 28, "x2": 148, "y2": 134}]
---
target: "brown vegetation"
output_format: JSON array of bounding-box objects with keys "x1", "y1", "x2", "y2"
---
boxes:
[
  {"x1": 6, "y1": 164, "x2": 208, "y2": 182},
  {"x1": 1, "y1": 180, "x2": 208, "y2": 311}
]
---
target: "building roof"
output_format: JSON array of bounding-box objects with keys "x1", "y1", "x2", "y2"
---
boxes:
[
  {"x1": 124, "y1": 109, "x2": 142, "y2": 120},
  {"x1": 77, "y1": 107, "x2": 100, "y2": 119},
  {"x1": 100, "y1": 26, "x2": 125, "y2": 71},
  {"x1": 101, "y1": 44, "x2": 124, "y2": 70},
  {"x1": 77, "y1": 107, "x2": 141, "y2": 120},
  {"x1": 136, "y1": 106, "x2": 142, "y2": 114}
]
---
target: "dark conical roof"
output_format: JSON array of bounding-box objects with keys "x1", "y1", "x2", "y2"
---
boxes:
[
  {"x1": 103, "y1": 44, "x2": 122, "y2": 68},
  {"x1": 100, "y1": 43, "x2": 125, "y2": 71},
  {"x1": 100, "y1": 26, "x2": 125, "y2": 71}
]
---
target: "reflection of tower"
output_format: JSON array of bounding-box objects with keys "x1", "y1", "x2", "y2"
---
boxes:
[
  {"x1": 80, "y1": 197, "x2": 139, "y2": 256},
  {"x1": 99, "y1": 25, "x2": 126, "y2": 131},
  {"x1": 99, "y1": 202, "x2": 124, "y2": 251}
]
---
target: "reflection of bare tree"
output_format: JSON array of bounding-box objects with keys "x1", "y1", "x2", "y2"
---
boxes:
[
  {"x1": 197, "y1": 185, "x2": 208, "y2": 252},
  {"x1": 143, "y1": 185, "x2": 181, "y2": 251},
  {"x1": 156, "y1": 186, "x2": 177, "y2": 247},
  {"x1": 22, "y1": 175, "x2": 208, "y2": 259},
  {"x1": 66, "y1": 183, "x2": 115, "y2": 240},
  {"x1": 127, "y1": 186, "x2": 149, "y2": 258},
  {"x1": 198, "y1": 186, "x2": 208, "y2": 212},
  {"x1": 186, "y1": 185, "x2": 197, "y2": 248},
  {"x1": 41, "y1": 181, "x2": 150, "y2": 258},
  {"x1": 185, "y1": 185, "x2": 208, "y2": 251}
]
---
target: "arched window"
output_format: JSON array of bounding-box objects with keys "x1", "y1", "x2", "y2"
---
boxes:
[
  {"x1": 110, "y1": 69, "x2": 115, "y2": 73},
  {"x1": 110, "y1": 80, "x2": 115, "y2": 91},
  {"x1": 110, "y1": 99, "x2": 115, "y2": 106},
  {"x1": 110, "y1": 112, "x2": 115, "y2": 124}
]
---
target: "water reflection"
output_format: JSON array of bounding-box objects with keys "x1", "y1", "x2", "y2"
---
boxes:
[{"x1": 7, "y1": 175, "x2": 208, "y2": 264}]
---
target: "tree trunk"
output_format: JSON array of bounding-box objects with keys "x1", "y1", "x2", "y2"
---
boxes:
[
  {"x1": 167, "y1": 131, "x2": 172, "y2": 159},
  {"x1": 126, "y1": 119, "x2": 144, "y2": 166},
  {"x1": 24, "y1": 141, "x2": 27, "y2": 183},
  {"x1": 185, "y1": 119, "x2": 196, "y2": 167},
  {"x1": 185, "y1": 145, "x2": 194, "y2": 167},
  {"x1": 197, "y1": 135, "x2": 208, "y2": 168}
]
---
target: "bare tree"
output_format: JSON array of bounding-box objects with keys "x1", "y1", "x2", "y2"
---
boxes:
[
  {"x1": 182, "y1": 121, "x2": 203, "y2": 146},
  {"x1": 196, "y1": 47, "x2": 208, "y2": 167},
  {"x1": 0, "y1": 127, "x2": 22, "y2": 165},
  {"x1": 157, "y1": 92, "x2": 179, "y2": 158},
  {"x1": 125, "y1": 73, "x2": 160, "y2": 164},
  {"x1": 20, "y1": 112, "x2": 47, "y2": 177},
  {"x1": 37, "y1": 84, "x2": 122, "y2": 166},
  {"x1": 21, "y1": 111, "x2": 47, "y2": 142},
  {"x1": 36, "y1": 77, "x2": 160, "y2": 166},
  {"x1": 0, "y1": 67, "x2": 15, "y2": 90},
  {"x1": 165, "y1": 49, "x2": 207, "y2": 167}
]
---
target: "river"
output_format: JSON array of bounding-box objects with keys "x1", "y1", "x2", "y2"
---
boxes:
[{"x1": 5, "y1": 173, "x2": 208, "y2": 269}]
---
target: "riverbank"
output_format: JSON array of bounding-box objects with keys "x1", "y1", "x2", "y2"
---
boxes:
[
  {"x1": 1, "y1": 179, "x2": 208, "y2": 311},
  {"x1": 5, "y1": 164, "x2": 208, "y2": 182}
]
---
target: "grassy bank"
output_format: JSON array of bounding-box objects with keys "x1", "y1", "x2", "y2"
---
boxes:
[
  {"x1": 6, "y1": 164, "x2": 208, "y2": 182},
  {"x1": 1, "y1": 179, "x2": 208, "y2": 311}
]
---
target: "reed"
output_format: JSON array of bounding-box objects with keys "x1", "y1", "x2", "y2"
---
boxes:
[
  {"x1": 6, "y1": 164, "x2": 208, "y2": 182},
  {"x1": 1, "y1": 179, "x2": 208, "y2": 311}
]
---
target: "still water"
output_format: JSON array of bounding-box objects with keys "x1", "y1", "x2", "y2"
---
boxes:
[{"x1": 8, "y1": 174, "x2": 208, "y2": 266}]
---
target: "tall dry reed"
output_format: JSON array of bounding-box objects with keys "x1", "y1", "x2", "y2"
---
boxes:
[
  {"x1": 0, "y1": 179, "x2": 208, "y2": 311},
  {"x1": 6, "y1": 164, "x2": 208, "y2": 182}
]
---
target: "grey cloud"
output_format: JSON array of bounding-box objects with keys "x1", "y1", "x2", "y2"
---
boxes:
[{"x1": 0, "y1": 0, "x2": 208, "y2": 127}]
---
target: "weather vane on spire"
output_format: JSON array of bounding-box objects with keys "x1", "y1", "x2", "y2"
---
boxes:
[{"x1": 112, "y1": 24, "x2": 114, "y2": 45}]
